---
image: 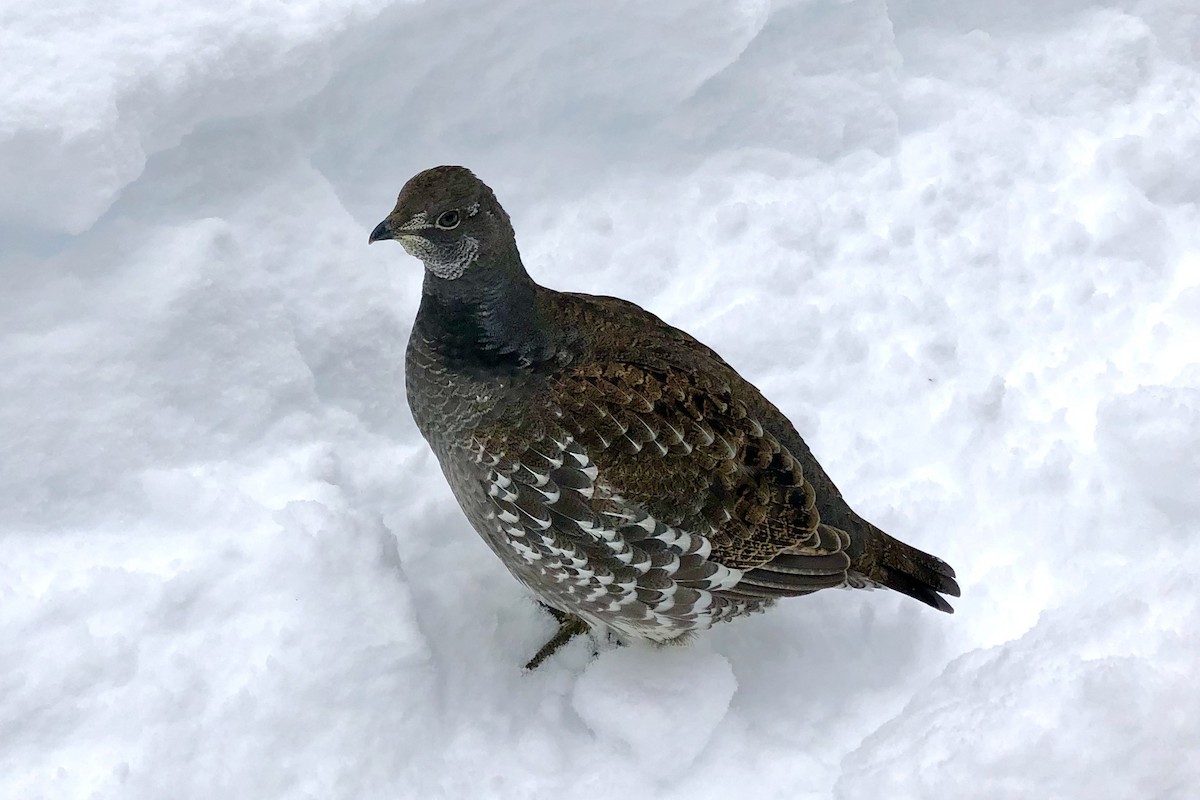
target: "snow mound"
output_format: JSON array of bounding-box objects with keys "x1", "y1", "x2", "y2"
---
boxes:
[
  {"x1": 572, "y1": 645, "x2": 738, "y2": 775},
  {"x1": 837, "y1": 572, "x2": 1200, "y2": 799}
]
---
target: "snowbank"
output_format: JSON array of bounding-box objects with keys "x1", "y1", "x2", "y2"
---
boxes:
[{"x1": 2, "y1": 0, "x2": 1197, "y2": 797}]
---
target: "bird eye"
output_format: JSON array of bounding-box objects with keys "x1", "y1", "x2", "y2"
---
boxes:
[{"x1": 436, "y1": 210, "x2": 460, "y2": 229}]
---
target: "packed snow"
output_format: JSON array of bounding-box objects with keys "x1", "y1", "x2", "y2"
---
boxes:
[{"x1": 3, "y1": 0, "x2": 1198, "y2": 797}]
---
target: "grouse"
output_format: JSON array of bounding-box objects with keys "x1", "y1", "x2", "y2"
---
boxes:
[{"x1": 370, "y1": 166, "x2": 960, "y2": 669}]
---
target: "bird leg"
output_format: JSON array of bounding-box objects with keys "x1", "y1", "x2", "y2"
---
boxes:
[
  {"x1": 525, "y1": 606, "x2": 590, "y2": 670},
  {"x1": 538, "y1": 601, "x2": 572, "y2": 624}
]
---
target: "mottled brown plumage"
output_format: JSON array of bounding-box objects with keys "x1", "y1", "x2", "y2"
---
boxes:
[{"x1": 371, "y1": 166, "x2": 960, "y2": 668}]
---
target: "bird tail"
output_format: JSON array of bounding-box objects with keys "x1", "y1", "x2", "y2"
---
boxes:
[{"x1": 856, "y1": 523, "x2": 960, "y2": 613}]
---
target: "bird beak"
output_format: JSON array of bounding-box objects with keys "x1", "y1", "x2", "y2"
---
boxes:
[{"x1": 368, "y1": 218, "x2": 394, "y2": 244}]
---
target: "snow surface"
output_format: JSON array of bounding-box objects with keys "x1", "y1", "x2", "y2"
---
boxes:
[{"x1": 3, "y1": 0, "x2": 1198, "y2": 797}]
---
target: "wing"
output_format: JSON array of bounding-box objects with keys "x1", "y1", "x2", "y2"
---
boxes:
[{"x1": 545, "y1": 359, "x2": 855, "y2": 599}]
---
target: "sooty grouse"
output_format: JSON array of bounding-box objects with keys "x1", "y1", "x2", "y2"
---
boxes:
[{"x1": 370, "y1": 166, "x2": 959, "y2": 669}]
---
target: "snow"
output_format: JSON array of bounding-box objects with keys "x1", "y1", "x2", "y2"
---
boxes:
[
  {"x1": 571, "y1": 644, "x2": 738, "y2": 776},
  {"x1": 2, "y1": 0, "x2": 1198, "y2": 797}
]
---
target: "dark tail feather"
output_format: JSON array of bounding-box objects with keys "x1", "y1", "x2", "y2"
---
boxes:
[{"x1": 863, "y1": 525, "x2": 960, "y2": 613}]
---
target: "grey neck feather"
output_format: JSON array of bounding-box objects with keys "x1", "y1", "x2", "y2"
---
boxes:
[{"x1": 416, "y1": 240, "x2": 557, "y2": 369}]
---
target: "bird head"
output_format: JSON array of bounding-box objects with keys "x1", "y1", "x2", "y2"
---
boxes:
[{"x1": 369, "y1": 166, "x2": 515, "y2": 281}]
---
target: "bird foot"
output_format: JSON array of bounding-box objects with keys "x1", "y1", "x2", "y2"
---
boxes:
[{"x1": 524, "y1": 607, "x2": 590, "y2": 670}]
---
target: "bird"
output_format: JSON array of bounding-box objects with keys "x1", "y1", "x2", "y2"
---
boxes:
[{"x1": 370, "y1": 166, "x2": 959, "y2": 669}]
